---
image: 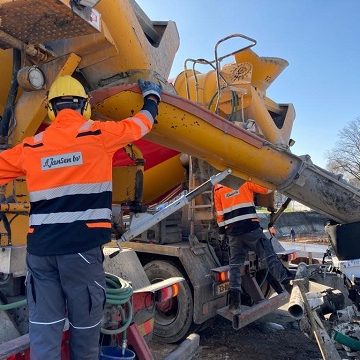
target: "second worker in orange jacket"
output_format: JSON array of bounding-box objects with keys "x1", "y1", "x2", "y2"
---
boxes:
[{"x1": 214, "y1": 181, "x2": 294, "y2": 312}]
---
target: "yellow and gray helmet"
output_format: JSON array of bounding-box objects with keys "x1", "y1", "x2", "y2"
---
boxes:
[{"x1": 47, "y1": 75, "x2": 91, "y2": 120}]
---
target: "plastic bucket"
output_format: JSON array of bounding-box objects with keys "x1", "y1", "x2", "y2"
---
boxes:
[{"x1": 99, "y1": 346, "x2": 136, "y2": 360}]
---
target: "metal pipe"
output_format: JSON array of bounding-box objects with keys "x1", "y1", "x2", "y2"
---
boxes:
[
  {"x1": 183, "y1": 59, "x2": 193, "y2": 100},
  {"x1": 183, "y1": 57, "x2": 227, "y2": 104},
  {"x1": 0, "y1": 30, "x2": 53, "y2": 62},
  {"x1": 287, "y1": 262, "x2": 309, "y2": 319},
  {"x1": 0, "y1": 31, "x2": 24, "y2": 53},
  {"x1": 214, "y1": 34, "x2": 256, "y2": 113}
]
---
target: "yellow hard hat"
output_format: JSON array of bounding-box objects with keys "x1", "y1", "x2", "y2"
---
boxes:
[{"x1": 47, "y1": 75, "x2": 91, "y2": 120}]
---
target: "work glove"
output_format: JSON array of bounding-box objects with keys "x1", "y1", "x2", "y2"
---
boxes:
[{"x1": 138, "y1": 79, "x2": 162, "y2": 103}]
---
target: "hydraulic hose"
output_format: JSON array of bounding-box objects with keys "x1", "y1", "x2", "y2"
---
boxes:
[
  {"x1": 1, "y1": 48, "x2": 21, "y2": 143},
  {"x1": 101, "y1": 273, "x2": 133, "y2": 336},
  {"x1": 229, "y1": 90, "x2": 238, "y2": 121},
  {"x1": 205, "y1": 229, "x2": 222, "y2": 267},
  {"x1": 258, "y1": 269, "x2": 269, "y2": 288},
  {"x1": 206, "y1": 240, "x2": 221, "y2": 267},
  {"x1": 0, "y1": 212, "x2": 12, "y2": 245},
  {"x1": 208, "y1": 90, "x2": 219, "y2": 111}
]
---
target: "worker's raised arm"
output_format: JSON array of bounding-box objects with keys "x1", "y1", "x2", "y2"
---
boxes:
[
  {"x1": 96, "y1": 80, "x2": 162, "y2": 154},
  {"x1": 213, "y1": 185, "x2": 225, "y2": 227},
  {"x1": 0, "y1": 143, "x2": 25, "y2": 185},
  {"x1": 247, "y1": 182, "x2": 272, "y2": 195}
]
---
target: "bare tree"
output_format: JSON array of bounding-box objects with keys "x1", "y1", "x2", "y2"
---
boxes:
[{"x1": 326, "y1": 117, "x2": 360, "y2": 184}]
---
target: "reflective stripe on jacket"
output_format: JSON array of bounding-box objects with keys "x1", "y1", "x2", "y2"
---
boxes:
[
  {"x1": 0, "y1": 107, "x2": 154, "y2": 255},
  {"x1": 214, "y1": 182, "x2": 271, "y2": 235}
]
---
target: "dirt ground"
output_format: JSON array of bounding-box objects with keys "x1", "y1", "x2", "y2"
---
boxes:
[
  {"x1": 150, "y1": 308, "x2": 321, "y2": 360},
  {"x1": 150, "y1": 238, "x2": 328, "y2": 360},
  {"x1": 195, "y1": 310, "x2": 321, "y2": 360}
]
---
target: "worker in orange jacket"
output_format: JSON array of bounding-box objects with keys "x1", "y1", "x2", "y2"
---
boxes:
[
  {"x1": 0, "y1": 75, "x2": 161, "y2": 360},
  {"x1": 214, "y1": 182, "x2": 293, "y2": 312}
]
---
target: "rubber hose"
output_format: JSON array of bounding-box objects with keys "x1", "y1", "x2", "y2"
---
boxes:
[
  {"x1": 258, "y1": 269, "x2": 269, "y2": 288},
  {"x1": 1, "y1": 48, "x2": 21, "y2": 139},
  {"x1": 0, "y1": 274, "x2": 133, "y2": 337},
  {"x1": 208, "y1": 91, "x2": 219, "y2": 111},
  {"x1": 0, "y1": 212, "x2": 11, "y2": 244},
  {"x1": 206, "y1": 239, "x2": 221, "y2": 267},
  {"x1": 0, "y1": 298, "x2": 26, "y2": 311},
  {"x1": 229, "y1": 90, "x2": 238, "y2": 121},
  {"x1": 101, "y1": 273, "x2": 133, "y2": 335}
]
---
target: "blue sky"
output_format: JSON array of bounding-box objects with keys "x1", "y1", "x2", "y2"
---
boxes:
[{"x1": 137, "y1": 0, "x2": 360, "y2": 168}]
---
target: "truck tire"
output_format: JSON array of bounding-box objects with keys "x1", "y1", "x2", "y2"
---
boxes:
[{"x1": 144, "y1": 260, "x2": 193, "y2": 343}]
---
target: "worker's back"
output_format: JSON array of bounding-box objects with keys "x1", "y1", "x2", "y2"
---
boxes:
[
  {"x1": 22, "y1": 109, "x2": 114, "y2": 256},
  {"x1": 26, "y1": 112, "x2": 113, "y2": 193},
  {"x1": 214, "y1": 182, "x2": 270, "y2": 236}
]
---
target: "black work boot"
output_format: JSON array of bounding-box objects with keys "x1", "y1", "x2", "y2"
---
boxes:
[{"x1": 228, "y1": 289, "x2": 241, "y2": 313}]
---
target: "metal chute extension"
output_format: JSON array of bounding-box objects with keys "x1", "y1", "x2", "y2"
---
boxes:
[{"x1": 110, "y1": 169, "x2": 231, "y2": 258}]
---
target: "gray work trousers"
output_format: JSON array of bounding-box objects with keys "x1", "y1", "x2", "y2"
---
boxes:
[
  {"x1": 228, "y1": 228, "x2": 291, "y2": 290},
  {"x1": 26, "y1": 247, "x2": 106, "y2": 360}
]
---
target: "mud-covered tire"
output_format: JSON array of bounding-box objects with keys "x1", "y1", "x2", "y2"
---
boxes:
[{"x1": 144, "y1": 260, "x2": 193, "y2": 343}]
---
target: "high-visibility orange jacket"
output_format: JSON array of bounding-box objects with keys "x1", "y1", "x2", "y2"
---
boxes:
[
  {"x1": 214, "y1": 181, "x2": 272, "y2": 235},
  {"x1": 0, "y1": 104, "x2": 155, "y2": 256}
]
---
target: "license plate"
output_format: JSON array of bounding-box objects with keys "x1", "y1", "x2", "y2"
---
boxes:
[{"x1": 215, "y1": 282, "x2": 229, "y2": 296}]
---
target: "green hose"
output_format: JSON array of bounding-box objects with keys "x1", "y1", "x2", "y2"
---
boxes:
[
  {"x1": 0, "y1": 273, "x2": 133, "y2": 338},
  {"x1": 101, "y1": 273, "x2": 133, "y2": 336},
  {"x1": 333, "y1": 330, "x2": 360, "y2": 351},
  {"x1": 258, "y1": 269, "x2": 269, "y2": 288},
  {"x1": 0, "y1": 298, "x2": 27, "y2": 311},
  {"x1": 228, "y1": 90, "x2": 238, "y2": 121},
  {"x1": 208, "y1": 91, "x2": 219, "y2": 111}
]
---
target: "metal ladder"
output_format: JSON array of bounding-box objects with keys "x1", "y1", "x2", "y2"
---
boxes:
[{"x1": 187, "y1": 156, "x2": 214, "y2": 238}]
